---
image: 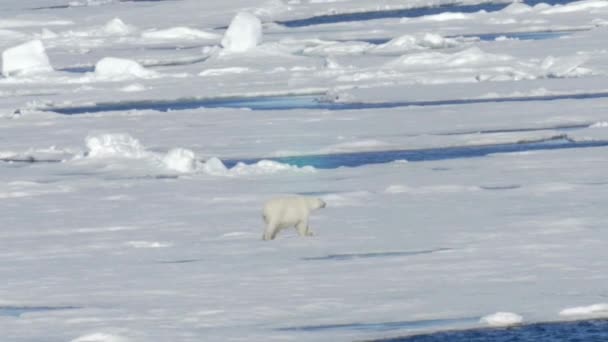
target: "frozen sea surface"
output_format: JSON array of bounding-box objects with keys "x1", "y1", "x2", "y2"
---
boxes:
[{"x1": 2, "y1": 0, "x2": 608, "y2": 341}]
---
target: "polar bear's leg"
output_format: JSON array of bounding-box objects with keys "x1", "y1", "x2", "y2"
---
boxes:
[
  {"x1": 263, "y1": 222, "x2": 277, "y2": 240},
  {"x1": 264, "y1": 220, "x2": 284, "y2": 240},
  {"x1": 296, "y1": 219, "x2": 313, "y2": 237}
]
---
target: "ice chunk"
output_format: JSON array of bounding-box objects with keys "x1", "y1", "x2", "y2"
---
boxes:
[
  {"x1": 202, "y1": 158, "x2": 313, "y2": 176},
  {"x1": 480, "y1": 312, "x2": 523, "y2": 326},
  {"x1": 71, "y1": 333, "x2": 129, "y2": 342},
  {"x1": 229, "y1": 160, "x2": 314, "y2": 175},
  {"x1": 374, "y1": 34, "x2": 459, "y2": 53},
  {"x1": 120, "y1": 83, "x2": 146, "y2": 92},
  {"x1": 68, "y1": 0, "x2": 114, "y2": 6},
  {"x1": 221, "y1": 12, "x2": 262, "y2": 53},
  {"x1": 590, "y1": 121, "x2": 608, "y2": 128},
  {"x1": 559, "y1": 303, "x2": 608, "y2": 317},
  {"x1": 94, "y1": 57, "x2": 158, "y2": 80},
  {"x1": 540, "y1": 55, "x2": 588, "y2": 77},
  {"x1": 103, "y1": 18, "x2": 134, "y2": 36},
  {"x1": 126, "y1": 241, "x2": 171, "y2": 248},
  {"x1": 2, "y1": 40, "x2": 53, "y2": 77},
  {"x1": 85, "y1": 134, "x2": 148, "y2": 159},
  {"x1": 162, "y1": 148, "x2": 198, "y2": 173},
  {"x1": 419, "y1": 33, "x2": 458, "y2": 48},
  {"x1": 202, "y1": 157, "x2": 229, "y2": 175},
  {"x1": 39, "y1": 28, "x2": 59, "y2": 39},
  {"x1": 142, "y1": 27, "x2": 220, "y2": 40}
]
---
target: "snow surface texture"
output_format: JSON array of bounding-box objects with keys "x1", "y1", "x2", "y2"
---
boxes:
[
  {"x1": 1, "y1": 40, "x2": 53, "y2": 77},
  {"x1": 2, "y1": 0, "x2": 608, "y2": 341},
  {"x1": 221, "y1": 12, "x2": 263, "y2": 53}
]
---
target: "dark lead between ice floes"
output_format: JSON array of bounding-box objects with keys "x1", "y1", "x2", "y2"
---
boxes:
[
  {"x1": 277, "y1": 0, "x2": 578, "y2": 27},
  {"x1": 41, "y1": 91, "x2": 608, "y2": 115},
  {"x1": 225, "y1": 137, "x2": 608, "y2": 169}
]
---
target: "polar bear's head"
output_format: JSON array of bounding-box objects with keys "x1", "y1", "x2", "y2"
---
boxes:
[{"x1": 307, "y1": 197, "x2": 326, "y2": 210}]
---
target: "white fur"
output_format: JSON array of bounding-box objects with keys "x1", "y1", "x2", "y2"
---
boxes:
[{"x1": 262, "y1": 196, "x2": 326, "y2": 240}]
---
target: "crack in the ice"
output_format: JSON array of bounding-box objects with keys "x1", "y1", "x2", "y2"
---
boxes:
[
  {"x1": 39, "y1": 91, "x2": 608, "y2": 115},
  {"x1": 303, "y1": 248, "x2": 453, "y2": 261},
  {"x1": 277, "y1": 0, "x2": 578, "y2": 27}
]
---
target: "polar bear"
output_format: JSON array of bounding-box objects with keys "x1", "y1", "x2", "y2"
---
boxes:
[{"x1": 262, "y1": 196, "x2": 326, "y2": 240}]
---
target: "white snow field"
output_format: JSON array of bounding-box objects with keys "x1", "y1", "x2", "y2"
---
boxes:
[{"x1": 1, "y1": 0, "x2": 608, "y2": 341}]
